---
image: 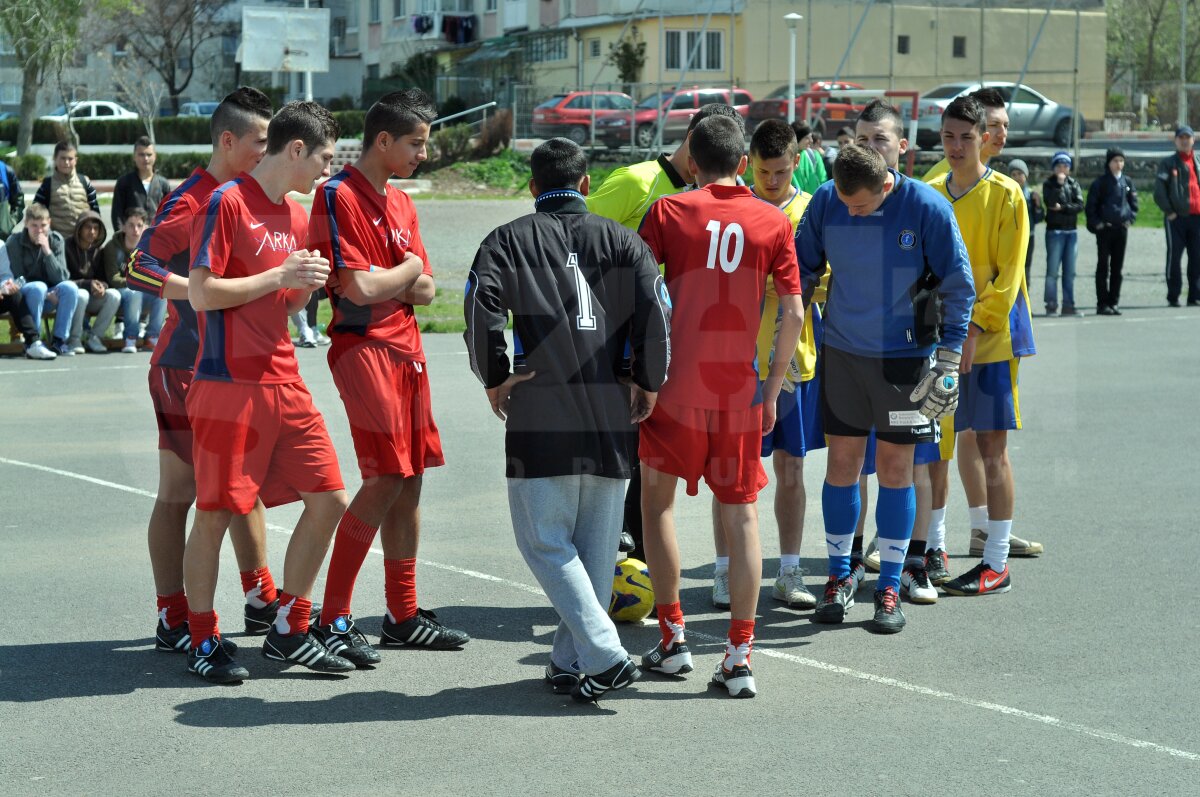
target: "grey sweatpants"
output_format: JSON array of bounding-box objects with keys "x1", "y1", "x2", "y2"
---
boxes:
[{"x1": 507, "y1": 475, "x2": 628, "y2": 676}]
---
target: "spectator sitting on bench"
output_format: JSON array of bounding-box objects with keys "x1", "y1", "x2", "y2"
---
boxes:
[
  {"x1": 3, "y1": 203, "x2": 79, "y2": 356},
  {"x1": 103, "y1": 206, "x2": 164, "y2": 352},
  {"x1": 65, "y1": 210, "x2": 119, "y2": 353}
]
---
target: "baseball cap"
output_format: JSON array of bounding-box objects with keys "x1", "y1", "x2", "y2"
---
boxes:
[{"x1": 1177, "y1": 125, "x2": 1195, "y2": 138}]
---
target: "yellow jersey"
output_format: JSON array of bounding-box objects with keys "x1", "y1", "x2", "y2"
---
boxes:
[{"x1": 924, "y1": 157, "x2": 950, "y2": 182}]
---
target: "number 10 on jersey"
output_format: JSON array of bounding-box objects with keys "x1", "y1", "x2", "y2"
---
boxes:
[{"x1": 705, "y1": 220, "x2": 744, "y2": 273}]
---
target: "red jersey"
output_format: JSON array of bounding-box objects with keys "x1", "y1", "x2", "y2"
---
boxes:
[
  {"x1": 639, "y1": 183, "x2": 800, "y2": 410},
  {"x1": 307, "y1": 166, "x2": 432, "y2": 362},
  {"x1": 129, "y1": 167, "x2": 219, "y2": 370},
  {"x1": 190, "y1": 173, "x2": 308, "y2": 384}
]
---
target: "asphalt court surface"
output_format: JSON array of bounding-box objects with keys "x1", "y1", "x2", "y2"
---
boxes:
[{"x1": 1, "y1": 202, "x2": 1198, "y2": 795}]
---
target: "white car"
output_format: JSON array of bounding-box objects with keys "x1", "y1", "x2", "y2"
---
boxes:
[{"x1": 39, "y1": 101, "x2": 139, "y2": 123}]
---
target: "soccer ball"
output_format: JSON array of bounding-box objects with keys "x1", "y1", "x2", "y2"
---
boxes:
[{"x1": 609, "y1": 558, "x2": 654, "y2": 623}]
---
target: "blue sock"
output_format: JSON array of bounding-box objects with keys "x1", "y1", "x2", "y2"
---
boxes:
[
  {"x1": 875, "y1": 485, "x2": 916, "y2": 592},
  {"x1": 822, "y1": 482, "x2": 860, "y2": 579}
]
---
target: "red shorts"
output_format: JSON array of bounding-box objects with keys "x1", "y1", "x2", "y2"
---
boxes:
[
  {"x1": 639, "y1": 400, "x2": 768, "y2": 504},
  {"x1": 330, "y1": 344, "x2": 445, "y2": 480},
  {"x1": 187, "y1": 380, "x2": 344, "y2": 514},
  {"x1": 148, "y1": 364, "x2": 193, "y2": 465}
]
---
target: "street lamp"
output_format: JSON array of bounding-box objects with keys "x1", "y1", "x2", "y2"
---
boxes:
[{"x1": 785, "y1": 13, "x2": 804, "y2": 125}]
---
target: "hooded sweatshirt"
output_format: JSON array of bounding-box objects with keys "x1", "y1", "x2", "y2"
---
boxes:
[{"x1": 65, "y1": 210, "x2": 109, "y2": 287}]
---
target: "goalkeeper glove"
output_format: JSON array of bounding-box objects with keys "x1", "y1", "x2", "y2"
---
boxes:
[{"x1": 910, "y1": 348, "x2": 961, "y2": 421}]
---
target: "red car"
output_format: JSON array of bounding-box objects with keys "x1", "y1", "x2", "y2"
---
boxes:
[
  {"x1": 747, "y1": 81, "x2": 865, "y2": 135},
  {"x1": 595, "y1": 87, "x2": 753, "y2": 149},
  {"x1": 531, "y1": 91, "x2": 635, "y2": 144}
]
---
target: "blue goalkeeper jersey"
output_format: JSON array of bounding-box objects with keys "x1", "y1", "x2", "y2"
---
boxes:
[{"x1": 794, "y1": 170, "x2": 975, "y2": 358}]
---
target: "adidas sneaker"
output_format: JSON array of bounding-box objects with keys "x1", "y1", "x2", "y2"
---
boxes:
[
  {"x1": 379, "y1": 608, "x2": 470, "y2": 649},
  {"x1": 262, "y1": 628, "x2": 355, "y2": 673},
  {"x1": 187, "y1": 635, "x2": 249, "y2": 683},
  {"x1": 312, "y1": 615, "x2": 381, "y2": 668}
]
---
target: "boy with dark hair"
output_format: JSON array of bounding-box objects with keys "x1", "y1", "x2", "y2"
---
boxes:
[
  {"x1": 927, "y1": 95, "x2": 1035, "y2": 596},
  {"x1": 183, "y1": 100, "x2": 353, "y2": 683},
  {"x1": 111, "y1": 136, "x2": 171, "y2": 231},
  {"x1": 465, "y1": 137, "x2": 670, "y2": 702},
  {"x1": 789, "y1": 119, "x2": 827, "y2": 193},
  {"x1": 64, "y1": 210, "x2": 118, "y2": 353},
  {"x1": 127, "y1": 86, "x2": 281, "y2": 663},
  {"x1": 308, "y1": 89, "x2": 468, "y2": 666},
  {"x1": 799, "y1": 143, "x2": 974, "y2": 633},
  {"x1": 102, "y1": 206, "x2": 166, "y2": 352},
  {"x1": 638, "y1": 115, "x2": 805, "y2": 698},
  {"x1": 1086, "y1": 147, "x2": 1138, "y2": 315},
  {"x1": 34, "y1": 141, "x2": 99, "y2": 238},
  {"x1": 4, "y1": 203, "x2": 78, "y2": 356}
]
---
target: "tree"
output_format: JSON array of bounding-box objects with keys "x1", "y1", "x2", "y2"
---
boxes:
[
  {"x1": 99, "y1": 0, "x2": 235, "y2": 115},
  {"x1": 605, "y1": 27, "x2": 646, "y2": 93},
  {"x1": 99, "y1": 51, "x2": 168, "y2": 143}
]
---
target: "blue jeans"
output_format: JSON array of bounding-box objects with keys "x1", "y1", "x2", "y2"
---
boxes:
[
  {"x1": 21, "y1": 280, "x2": 77, "y2": 341},
  {"x1": 1044, "y1": 229, "x2": 1078, "y2": 309},
  {"x1": 118, "y1": 287, "x2": 166, "y2": 341}
]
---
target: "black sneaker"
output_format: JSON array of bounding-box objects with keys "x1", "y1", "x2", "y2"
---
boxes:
[
  {"x1": 924, "y1": 548, "x2": 951, "y2": 585},
  {"x1": 571, "y1": 657, "x2": 641, "y2": 703},
  {"x1": 617, "y1": 529, "x2": 636, "y2": 553},
  {"x1": 870, "y1": 587, "x2": 906, "y2": 634},
  {"x1": 244, "y1": 599, "x2": 322, "y2": 635},
  {"x1": 379, "y1": 608, "x2": 470, "y2": 649},
  {"x1": 544, "y1": 661, "x2": 582, "y2": 694},
  {"x1": 187, "y1": 635, "x2": 249, "y2": 683},
  {"x1": 262, "y1": 628, "x2": 355, "y2": 672},
  {"x1": 848, "y1": 557, "x2": 866, "y2": 593},
  {"x1": 312, "y1": 615, "x2": 381, "y2": 668},
  {"x1": 813, "y1": 574, "x2": 856, "y2": 623},
  {"x1": 157, "y1": 621, "x2": 240, "y2": 655},
  {"x1": 710, "y1": 661, "x2": 756, "y2": 698},
  {"x1": 641, "y1": 639, "x2": 693, "y2": 675},
  {"x1": 941, "y1": 561, "x2": 1011, "y2": 596}
]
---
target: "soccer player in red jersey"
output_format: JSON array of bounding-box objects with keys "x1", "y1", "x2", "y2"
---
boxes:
[
  {"x1": 183, "y1": 102, "x2": 353, "y2": 682},
  {"x1": 637, "y1": 115, "x2": 805, "y2": 698},
  {"x1": 127, "y1": 88, "x2": 293, "y2": 656},
  {"x1": 307, "y1": 89, "x2": 468, "y2": 665}
]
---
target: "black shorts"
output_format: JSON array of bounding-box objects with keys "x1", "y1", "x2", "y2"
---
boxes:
[{"x1": 820, "y1": 346, "x2": 937, "y2": 444}]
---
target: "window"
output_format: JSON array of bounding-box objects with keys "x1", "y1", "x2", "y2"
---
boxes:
[
  {"x1": 670, "y1": 93, "x2": 693, "y2": 110},
  {"x1": 1, "y1": 84, "x2": 19, "y2": 104},
  {"x1": 370, "y1": 0, "x2": 381, "y2": 23},
  {"x1": 733, "y1": 91, "x2": 752, "y2": 106},
  {"x1": 664, "y1": 29, "x2": 723, "y2": 71},
  {"x1": 95, "y1": 104, "x2": 114, "y2": 117},
  {"x1": 527, "y1": 33, "x2": 568, "y2": 63},
  {"x1": 367, "y1": 63, "x2": 381, "y2": 79},
  {"x1": 588, "y1": 38, "x2": 601, "y2": 59},
  {"x1": 1013, "y1": 86, "x2": 1043, "y2": 105},
  {"x1": 393, "y1": 0, "x2": 405, "y2": 17},
  {"x1": 486, "y1": 0, "x2": 497, "y2": 10},
  {"x1": 952, "y1": 35, "x2": 966, "y2": 58},
  {"x1": 222, "y1": 34, "x2": 238, "y2": 57},
  {"x1": 897, "y1": 35, "x2": 909, "y2": 55}
]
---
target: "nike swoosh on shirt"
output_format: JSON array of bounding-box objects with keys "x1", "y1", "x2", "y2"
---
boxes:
[
  {"x1": 373, "y1": 216, "x2": 383, "y2": 226},
  {"x1": 250, "y1": 222, "x2": 266, "y2": 230}
]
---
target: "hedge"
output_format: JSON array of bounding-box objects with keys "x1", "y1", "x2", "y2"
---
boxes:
[{"x1": 71, "y1": 151, "x2": 209, "y2": 180}]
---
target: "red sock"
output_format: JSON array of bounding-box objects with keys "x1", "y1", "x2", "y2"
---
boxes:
[
  {"x1": 189, "y1": 610, "x2": 219, "y2": 649},
  {"x1": 384, "y1": 558, "x2": 417, "y2": 623},
  {"x1": 320, "y1": 512, "x2": 379, "y2": 625},
  {"x1": 156, "y1": 591, "x2": 189, "y2": 629},
  {"x1": 726, "y1": 618, "x2": 755, "y2": 667},
  {"x1": 656, "y1": 602, "x2": 685, "y2": 648},
  {"x1": 240, "y1": 566, "x2": 277, "y2": 608},
  {"x1": 274, "y1": 592, "x2": 312, "y2": 636}
]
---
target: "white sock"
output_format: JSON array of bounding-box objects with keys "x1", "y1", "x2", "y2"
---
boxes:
[
  {"x1": 928, "y1": 507, "x2": 947, "y2": 551},
  {"x1": 968, "y1": 505, "x2": 989, "y2": 532},
  {"x1": 714, "y1": 556, "x2": 730, "y2": 573},
  {"x1": 983, "y1": 519, "x2": 1012, "y2": 570},
  {"x1": 779, "y1": 553, "x2": 800, "y2": 573}
]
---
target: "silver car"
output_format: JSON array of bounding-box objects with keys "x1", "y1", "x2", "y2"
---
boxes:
[{"x1": 911, "y1": 82, "x2": 1084, "y2": 148}]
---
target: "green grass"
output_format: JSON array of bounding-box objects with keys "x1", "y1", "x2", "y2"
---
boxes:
[{"x1": 301, "y1": 288, "x2": 466, "y2": 335}]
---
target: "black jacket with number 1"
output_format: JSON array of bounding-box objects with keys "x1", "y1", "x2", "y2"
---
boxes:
[{"x1": 464, "y1": 191, "x2": 671, "y2": 480}]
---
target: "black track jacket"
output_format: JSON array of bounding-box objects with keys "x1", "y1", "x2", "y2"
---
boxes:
[{"x1": 465, "y1": 190, "x2": 671, "y2": 479}]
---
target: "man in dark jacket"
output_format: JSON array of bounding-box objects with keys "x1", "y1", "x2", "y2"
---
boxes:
[
  {"x1": 1153, "y1": 126, "x2": 1200, "y2": 306},
  {"x1": 111, "y1": 137, "x2": 171, "y2": 231},
  {"x1": 464, "y1": 138, "x2": 670, "y2": 703},
  {"x1": 4, "y1": 202, "x2": 79, "y2": 354},
  {"x1": 1042, "y1": 151, "x2": 1085, "y2": 316},
  {"x1": 1086, "y1": 147, "x2": 1138, "y2": 315}
]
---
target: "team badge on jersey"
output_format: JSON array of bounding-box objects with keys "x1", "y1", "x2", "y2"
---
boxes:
[{"x1": 898, "y1": 230, "x2": 917, "y2": 250}]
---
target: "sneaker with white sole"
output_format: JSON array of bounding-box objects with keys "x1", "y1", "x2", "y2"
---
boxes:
[
  {"x1": 772, "y1": 565, "x2": 817, "y2": 608},
  {"x1": 24, "y1": 340, "x2": 57, "y2": 360},
  {"x1": 52, "y1": 339, "x2": 75, "y2": 356},
  {"x1": 710, "y1": 661, "x2": 756, "y2": 698},
  {"x1": 864, "y1": 538, "x2": 881, "y2": 572},
  {"x1": 901, "y1": 566, "x2": 938, "y2": 604},
  {"x1": 572, "y1": 657, "x2": 641, "y2": 703},
  {"x1": 712, "y1": 568, "x2": 731, "y2": 610},
  {"x1": 68, "y1": 340, "x2": 85, "y2": 354},
  {"x1": 122, "y1": 338, "x2": 138, "y2": 353},
  {"x1": 84, "y1": 335, "x2": 107, "y2": 354},
  {"x1": 641, "y1": 640, "x2": 693, "y2": 675},
  {"x1": 969, "y1": 528, "x2": 1043, "y2": 557}
]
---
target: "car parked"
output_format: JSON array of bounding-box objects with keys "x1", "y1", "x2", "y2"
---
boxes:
[
  {"x1": 39, "y1": 100, "x2": 139, "y2": 123},
  {"x1": 180, "y1": 102, "x2": 220, "y2": 118},
  {"x1": 911, "y1": 82, "x2": 1084, "y2": 148},
  {"x1": 531, "y1": 91, "x2": 636, "y2": 144},
  {"x1": 747, "y1": 81, "x2": 865, "y2": 135},
  {"x1": 595, "y1": 86, "x2": 753, "y2": 149}
]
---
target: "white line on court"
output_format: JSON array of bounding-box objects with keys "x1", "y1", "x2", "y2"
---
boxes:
[
  {"x1": 0, "y1": 364, "x2": 148, "y2": 376},
  {"x1": 2, "y1": 454, "x2": 1196, "y2": 763},
  {"x1": 1037, "y1": 313, "x2": 1198, "y2": 328}
]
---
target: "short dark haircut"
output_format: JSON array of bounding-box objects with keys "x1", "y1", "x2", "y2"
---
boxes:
[
  {"x1": 122, "y1": 206, "x2": 149, "y2": 224},
  {"x1": 942, "y1": 95, "x2": 987, "y2": 134},
  {"x1": 363, "y1": 89, "x2": 438, "y2": 151},
  {"x1": 750, "y1": 118, "x2": 797, "y2": 160},
  {"x1": 53, "y1": 141, "x2": 76, "y2": 157},
  {"x1": 530, "y1": 137, "x2": 587, "y2": 191},
  {"x1": 832, "y1": 143, "x2": 887, "y2": 195},
  {"x1": 790, "y1": 120, "x2": 812, "y2": 141},
  {"x1": 856, "y1": 99, "x2": 905, "y2": 138},
  {"x1": 689, "y1": 115, "x2": 745, "y2": 177},
  {"x1": 836, "y1": 126, "x2": 854, "y2": 139},
  {"x1": 134, "y1": 136, "x2": 153, "y2": 150},
  {"x1": 266, "y1": 101, "x2": 340, "y2": 155},
  {"x1": 969, "y1": 87, "x2": 1006, "y2": 110},
  {"x1": 689, "y1": 102, "x2": 745, "y2": 136},
  {"x1": 210, "y1": 86, "x2": 273, "y2": 146}
]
